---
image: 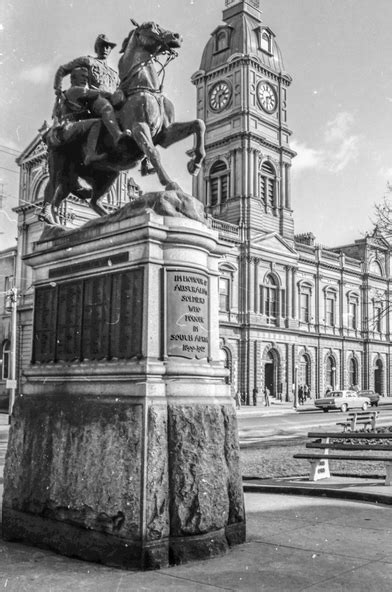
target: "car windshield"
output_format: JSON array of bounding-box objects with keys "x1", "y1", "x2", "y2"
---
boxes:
[{"x1": 330, "y1": 392, "x2": 343, "y2": 397}]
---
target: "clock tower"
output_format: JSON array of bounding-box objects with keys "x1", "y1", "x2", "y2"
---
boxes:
[{"x1": 192, "y1": 0, "x2": 296, "y2": 241}]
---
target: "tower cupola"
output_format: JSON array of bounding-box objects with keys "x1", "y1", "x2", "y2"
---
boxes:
[{"x1": 199, "y1": 0, "x2": 285, "y2": 75}]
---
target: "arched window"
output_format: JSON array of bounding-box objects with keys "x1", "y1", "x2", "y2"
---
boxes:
[
  {"x1": 261, "y1": 31, "x2": 272, "y2": 53},
  {"x1": 370, "y1": 259, "x2": 383, "y2": 276},
  {"x1": 259, "y1": 161, "x2": 276, "y2": 210},
  {"x1": 216, "y1": 30, "x2": 228, "y2": 52},
  {"x1": 209, "y1": 160, "x2": 229, "y2": 206},
  {"x1": 349, "y1": 357, "x2": 358, "y2": 388},
  {"x1": 326, "y1": 355, "x2": 336, "y2": 390},
  {"x1": 299, "y1": 354, "x2": 311, "y2": 388},
  {"x1": 260, "y1": 274, "x2": 278, "y2": 325},
  {"x1": 1, "y1": 340, "x2": 10, "y2": 381},
  {"x1": 220, "y1": 347, "x2": 232, "y2": 385}
]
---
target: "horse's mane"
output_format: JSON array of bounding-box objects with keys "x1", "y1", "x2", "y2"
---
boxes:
[{"x1": 119, "y1": 29, "x2": 136, "y2": 54}]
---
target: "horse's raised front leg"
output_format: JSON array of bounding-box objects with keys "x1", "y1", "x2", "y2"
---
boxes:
[
  {"x1": 130, "y1": 121, "x2": 180, "y2": 191},
  {"x1": 158, "y1": 119, "x2": 206, "y2": 176}
]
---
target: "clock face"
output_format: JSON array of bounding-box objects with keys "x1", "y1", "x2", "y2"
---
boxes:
[
  {"x1": 209, "y1": 81, "x2": 232, "y2": 112},
  {"x1": 257, "y1": 81, "x2": 277, "y2": 113}
]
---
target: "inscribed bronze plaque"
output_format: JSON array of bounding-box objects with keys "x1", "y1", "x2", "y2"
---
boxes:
[
  {"x1": 167, "y1": 270, "x2": 209, "y2": 359},
  {"x1": 33, "y1": 268, "x2": 143, "y2": 363}
]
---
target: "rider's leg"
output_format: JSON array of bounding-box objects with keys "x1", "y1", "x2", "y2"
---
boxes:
[
  {"x1": 84, "y1": 121, "x2": 108, "y2": 166},
  {"x1": 92, "y1": 97, "x2": 130, "y2": 146}
]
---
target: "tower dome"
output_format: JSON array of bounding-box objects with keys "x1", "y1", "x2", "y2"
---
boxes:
[{"x1": 199, "y1": 0, "x2": 285, "y2": 74}]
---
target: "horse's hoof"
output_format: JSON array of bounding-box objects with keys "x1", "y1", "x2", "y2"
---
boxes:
[
  {"x1": 187, "y1": 160, "x2": 202, "y2": 176},
  {"x1": 38, "y1": 213, "x2": 57, "y2": 226}
]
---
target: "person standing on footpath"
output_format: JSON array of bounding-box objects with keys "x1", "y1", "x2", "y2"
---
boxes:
[{"x1": 264, "y1": 386, "x2": 270, "y2": 407}]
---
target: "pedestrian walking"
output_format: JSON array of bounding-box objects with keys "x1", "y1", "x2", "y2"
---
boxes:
[
  {"x1": 264, "y1": 386, "x2": 270, "y2": 407},
  {"x1": 235, "y1": 390, "x2": 241, "y2": 410},
  {"x1": 252, "y1": 387, "x2": 258, "y2": 406}
]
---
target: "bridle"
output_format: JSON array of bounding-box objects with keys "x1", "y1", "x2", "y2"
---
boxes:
[{"x1": 119, "y1": 21, "x2": 179, "y2": 94}]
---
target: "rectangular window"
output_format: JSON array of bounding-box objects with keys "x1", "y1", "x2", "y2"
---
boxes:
[
  {"x1": 265, "y1": 287, "x2": 277, "y2": 323},
  {"x1": 259, "y1": 285, "x2": 264, "y2": 314},
  {"x1": 259, "y1": 176, "x2": 266, "y2": 200},
  {"x1": 267, "y1": 179, "x2": 275, "y2": 207},
  {"x1": 281, "y1": 289, "x2": 286, "y2": 318},
  {"x1": 374, "y1": 306, "x2": 382, "y2": 332},
  {"x1": 219, "y1": 277, "x2": 230, "y2": 311},
  {"x1": 349, "y1": 301, "x2": 357, "y2": 329},
  {"x1": 220, "y1": 176, "x2": 228, "y2": 203},
  {"x1": 4, "y1": 275, "x2": 14, "y2": 310},
  {"x1": 210, "y1": 178, "x2": 219, "y2": 206},
  {"x1": 1, "y1": 348, "x2": 10, "y2": 380},
  {"x1": 326, "y1": 297, "x2": 335, "y2": 326},
  {"x1": 300, "y1": 292, "x2": 310, "y2": 323}
]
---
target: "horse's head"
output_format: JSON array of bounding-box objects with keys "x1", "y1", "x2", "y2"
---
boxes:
[{"x1": 121, "y1": 20, "x2": 182, "y2": 57}]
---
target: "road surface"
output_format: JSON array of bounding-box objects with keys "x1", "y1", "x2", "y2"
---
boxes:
[{"x1": 238, "y1": 404, "x2": 392, "y2": 446}]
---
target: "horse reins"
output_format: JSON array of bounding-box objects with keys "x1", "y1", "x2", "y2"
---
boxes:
[{"x1": 119, "y1": 27, "x2": 179, "y2": 95}]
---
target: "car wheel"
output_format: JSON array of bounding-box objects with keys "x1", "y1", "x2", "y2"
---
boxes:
[
  {"x1": 362, "y1": 402, "x2": 368, "y2": 411},
  {"x1": 323, "y1": 409, "x2": 329, "y2": 413},
  {"x1": 341, "y1": 404, "x2": 348, "y2": 413}
]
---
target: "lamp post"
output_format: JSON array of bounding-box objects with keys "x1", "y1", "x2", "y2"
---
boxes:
[
  {"x1": 6, "y1": 287, "x2": 18, "y2": 422},
  {"x1": 293, "y1": 364, "x2": 298, "y2": 409}
]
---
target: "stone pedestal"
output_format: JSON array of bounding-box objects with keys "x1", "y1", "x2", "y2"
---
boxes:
[{"x1": 2, "y1": 206, "x2": 245, "y2": 570}]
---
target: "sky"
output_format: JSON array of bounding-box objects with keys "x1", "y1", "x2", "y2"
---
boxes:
[{"x1": 1, "y1": 0, "x2": 392, "y2": 251}]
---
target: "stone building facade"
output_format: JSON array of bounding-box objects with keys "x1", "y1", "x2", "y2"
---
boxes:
[
  {"x1": 192, "y1": 0, "x2": 392, "y2": 404},
  {"x1": 9, "y1": 0, "x2": 392, "y2": 404}
]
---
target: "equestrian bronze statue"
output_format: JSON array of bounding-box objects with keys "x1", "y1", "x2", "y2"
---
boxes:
[{"x1": 40, "y1": 21, "x2": 206, "y2": 226}]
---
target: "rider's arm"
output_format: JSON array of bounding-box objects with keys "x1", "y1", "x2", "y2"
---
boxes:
[{"x1": 53, "y1": 56, "x2": 91, "y2": 94}]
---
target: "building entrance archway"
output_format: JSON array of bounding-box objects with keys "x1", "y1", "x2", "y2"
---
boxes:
[
  {"x1": 374, "y1": 359, "x2": 383, "y2": 395},
  {"x1": 264, "y1": 349, "x2": 279, "y2": 398}
]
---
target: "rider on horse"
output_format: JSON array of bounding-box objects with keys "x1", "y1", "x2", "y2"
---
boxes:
[
  {"x1": 52, "y1": 34, "x2": 129, "y2": 156},
  {"x1": 48, "y1": 66, "x2": 127, "y2": 166}
]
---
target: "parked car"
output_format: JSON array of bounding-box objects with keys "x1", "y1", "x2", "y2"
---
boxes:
[
  {"x1": 357, "y1": 390, "x2": 380, "y2": 407},
  {"x1": 314, "y1": 390, "x2": 371, "y2": 413}
]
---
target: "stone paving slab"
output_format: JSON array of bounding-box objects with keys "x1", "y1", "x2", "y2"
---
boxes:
[
  {"x1": 1, "y1": 490, "x2": 392, "y2": 591},
  {"x1": 244, "y1": 475, "x2": 392, "y2": 507}
]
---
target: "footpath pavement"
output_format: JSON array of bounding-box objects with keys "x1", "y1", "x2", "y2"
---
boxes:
[{"x1": 1, "y1": 414, "x2": 392, "y2": 590}]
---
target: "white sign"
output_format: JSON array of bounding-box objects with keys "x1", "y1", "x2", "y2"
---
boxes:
[{"x1": 6, "y1": 379, "x2": 17, "y2": 389}]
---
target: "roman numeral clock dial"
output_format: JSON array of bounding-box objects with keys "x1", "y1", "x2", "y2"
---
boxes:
[
  {"x1": 257, "y1": 81, "x2": 277, "y2": 113},
  {"x1": 209, "y1": 80, "x2": 232, "y2": 112}
]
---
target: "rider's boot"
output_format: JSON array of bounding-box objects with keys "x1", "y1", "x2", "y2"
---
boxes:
[{"x1": 97, "y1": 100, "x2": 132, "y2": 146}]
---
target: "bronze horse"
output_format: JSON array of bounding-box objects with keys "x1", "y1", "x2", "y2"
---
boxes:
[{"x1": 40, "y1": 20, "x2": 206, "y2": 225}]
